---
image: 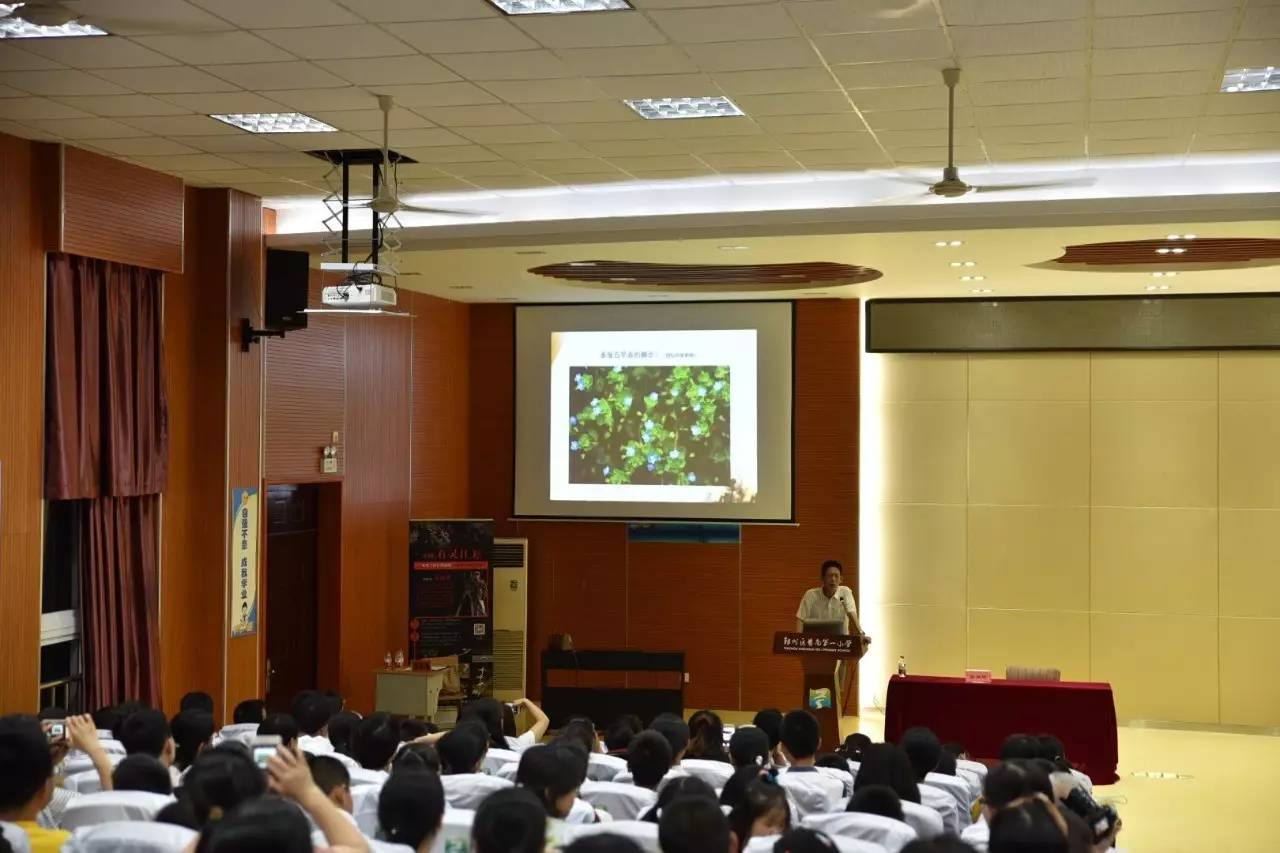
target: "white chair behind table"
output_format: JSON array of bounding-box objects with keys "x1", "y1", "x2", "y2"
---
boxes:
[
  {"x1": 746, "y1": 834, "x2": 887, "y2": 853},
  {"x1": 442, "y1": 773, "x2": 512, "y2": 809},
  {"x1": 924, "y1": 772, "x2": 972, "y2": 821},
  {"x1": 429, "y1": 808, "x2": 475, "y2": 853},
  {"x1": 587, "y1": 752, "x2": 627, "y2": 782},
  {"x1": 60, "y1": 791, "x2": 176, "y2": 830},
  {"x1": 802, "y1": 812, "x2": 918, "y2": 853},
  {"x1": 899, "y1": 800, "x2": 945, "y2": 840},
  {"x1": 579, "y1": 781, "x2": 657, "y2": 821},
  {"x1": 63, "y1": 821, "x2": 196, "y2": 853},
  {"x1": 565, "y1": 821, "x2": 661, "y2": 853},
  {"x1": 352, "y1": 783, "x2": 384, "y2": 836},
  {"x1": 678, "y1": 759, "x2": 734, "y2": 790},
  {"x1": 481, "y1": 747, "x2": 521, "y2": 776},
  {"x1": 1, "y1": 821, "x2": 31, "y2": 853},
  {"x1": 918, "y1": 783, "x2": 961, "y2": 833}
]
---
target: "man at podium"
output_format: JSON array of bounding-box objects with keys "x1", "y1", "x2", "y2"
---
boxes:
[{"x1": 795, "y1": 559, "x2": 862, "y2": 636}]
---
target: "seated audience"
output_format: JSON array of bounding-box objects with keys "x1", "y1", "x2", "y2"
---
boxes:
[
  {"x1": 729, "y1": 726, "x2": 771, "y2": 770},
  {"x1": 322, "y1": 690, "x2": 346, "y2": 717},
  {"x1": 111, "y1": 754, "x2": 173, "y2": 795},
  {"x1": 999, "y1": 734, "x2": 1041, "y2": 762},
  {"x1": 658, "y1": 792, "x2": 732, "y2": 853},
  {"x1": 471, "y1": 787, "x2": 547, "y2": 853},
  {"x1": 814, "y1": 753, "x2": 854, "y2": 796},
  {"x1": 307, "y1": 753, "x2": 353, "y2": 813},
  {"x1": 233, "y1": 700, "x2": 266, "y2": 725},
  {"x1": 517, "y1": 741, "x2": 588, "y2": 820},
  {"x1": 604, "y1": 714, "x2": 643, "y2": 756},
  {"x1": 181, "y1": 743, "x2": 267, "y2": 830},
  {"x1": 377, "y1": 769, "x2": 446, "y2": 852},
  {"x1": 180, "y1": 691, "x2": 215, "y2": 715},
  {"x1": 392, "y1": 742, "x2": 441, "y2": 774},
  {"x1": 352, "y1": 713, "x2": 400, "y2": 773},
  {"x1": 773, "y1": 827, "x2": 840, "y2": 853},
  {"x1": 326, "y1": 711, "x2": 361, "y2": 757},
  {"x1": 838, "y1": 732, "x2": 872, "y2": 764},
  {"x1": 92, "y1": 706, "x2": 124, "y2": 736},
  {"x1": 776, "y1": 710, "x2": 842, "y2": 816},
  {"x1": 649, "y1": 713, "x2": 691, "y2": 764},
  {"x1": 258, "y1": 713, "x2": 301, "y2": 751},
  {"x1": 462, "y1": 698, "x2": 514, "y2": 751},
  {"x1": 722, "y1": 767, "x2": 791, "y2": 849},
  {"x1": 752, "y1": 709, "x2": 788, "y2": 768},
  {"x1": 852, "y1": 743, "x2": 920, "y2": 804},
  {"x1": 626, "y1": 730, "x2": 674, "y2": 791},
  {"x1": 560, "y1": 717, "x2": 604, "y2": 756},
  {"x1": 642, "y1": 776, "x2": 717, "y2": 823},
  {"x1": 988, "y1": 795, "x2": 1069, "y2": 853},
  {"x1": 437, "y1": 721, "x2": 489, "y2": 775},
  {"x1": 118, "y1": 709, "x2": 179, "y2": 785},
  {"x1": 0, "y1": 715, "x2": 71, "y2": 852},
  {"x1": 293, "y1": 690, "x2": 335, "y2": 754},
  {"x1": 507, "y1": 698, "x2": 551, "y2": 751},
  {"x1": 564, "y1": 835, "x2": 645, "y2": 853},
  {"x1": 901, "y1": 840, "x2": 975, "y2": 853},
  {"x1": 399, "y1": 718, "x2": 431, "y2": 742},
  {"x1": 170, "y1": 708, "x2": 214, "y2": 772},
  {"x1": 686, "y1": 710, "x2": 730, "y2": 763},
  {"x1": 847, "y1": 784, "x2": 905, "y2": 822}
]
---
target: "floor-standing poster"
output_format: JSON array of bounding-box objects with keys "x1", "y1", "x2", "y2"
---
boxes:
[{"x1": 409, "y1": 520, "x2": 494, "y2": 698}]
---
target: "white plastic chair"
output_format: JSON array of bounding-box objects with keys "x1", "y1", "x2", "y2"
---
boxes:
[
  {"x1": 565, "y1": 820, "x2": 661, "y2": 853},
  {"x1": 352, "y1": 783, "x2": 384, "y2": 836},
  {"x1": 60, "y1": 791, "x2": 175, "y2": 830},
  {"x1": 59, "y1": 770, "x2": 105, "y2": 795},
  {"x1": 679, "y1": 758, "x2": 734, "y2": 789},
  {"x1": 746, "y1": 834, "x2": 887, "y2": 853},
  {"x1": 777, "y1": 770, "x2": 843, "y2": 818},
  {"x1": 579, "y1": 781, "x2": 658, "y2": 821},
  {"x1": 918, "y1": 783, "x2": 961, "y2": 832},
  {"x1": 587, "y1": 752, "x2": 627, "y2": 782},
  {"x1": 429, "y1": 808, "x2": 475, "y2": 853},
  {"x1": 803, "y1": 812, "x2": 917, "y2": 853},
  {"x1": 900, "y1": 800, "x2": 945, "y2": 840},
  {"x1": 442, "y1": 773, "x2": 512, "y2": 809},
  {"x1": 63, "y1": 821, "x2": 195, "y2": 853},
  {"x1": 60, "y1": 753, "x2": 123, "y2": 779},
  {"x1": 481, "y1": 747, "x2": 522, "y2": 776},
  {"x1": 924, "y1": 772, "x2": 972, "y2": 822},
  {"x1": 1, "y1": 821, "x2": 31, "y2": 853},
  {"x1": 957, "y1": 759, "x2": 987, "y2": 780}
]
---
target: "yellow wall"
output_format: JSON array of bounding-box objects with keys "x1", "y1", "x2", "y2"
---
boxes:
[{"x1": 859, "y1": 351, "x2": 1280, "y2": 726}]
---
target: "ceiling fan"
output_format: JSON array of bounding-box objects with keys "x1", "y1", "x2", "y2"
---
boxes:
[
  {"x1": 886, "y1": 67, "x2": 1094, "y2": 201},
  {"x1": 345, "y1": 94, "x2": 480, "y2": 219}
]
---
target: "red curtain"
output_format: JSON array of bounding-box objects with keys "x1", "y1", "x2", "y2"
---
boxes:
[{"x1": 44, "y1": 253, "x2": 167, "y2": 708}]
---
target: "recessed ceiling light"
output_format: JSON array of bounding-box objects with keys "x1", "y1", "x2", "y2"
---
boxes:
[
  {"x1": 1156, "y1": 248, "x2": 1171, "y2": 254},
  {"x1": 210, "y1": 112, "x2": 336, "y2": 134},
  {"x1": 624, "y1": 96, "x2": 744, "y2": 120},
  {"x1": 1146, "y1": 284, "x2": 1172, "y2": 291},
  {"x1": 0, "y1": 3, "x2": 108, "y2": 38},
  {"x1": 610, "y1": 277, "x2": 636, "y2": 282},
  {"x1": 1151, "y1": 272, "x2": 1178, "y2": 278},
  {"x1": 1170, "y1": 247, "x2": 1187, "y2": 254},
  {"x1": 568, "y1": 261, "x2": 596, "y2": 266},
  {"x1": 720, "y1": 245, "x2": 750, "y2": 251},
  {"x1": 1221, "y1": 67, "x2": 1279, "y2": 93},
  {"x1": 960, "y1": 275, "x2": 985, "y2": 282},
  {"x1": 485, "y1": 0, "x2": 632, "y2": 13},
  {"x1": 949, "y1": 260, "x2": 977, "y2": 268},
  {"x1": 971, "y1": 288, "x2": 993, "y2": 294}
]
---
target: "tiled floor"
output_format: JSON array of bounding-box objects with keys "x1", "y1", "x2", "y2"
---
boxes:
[{"x1": 716, "y1": 710, "x2": 1278, "y2": 853}]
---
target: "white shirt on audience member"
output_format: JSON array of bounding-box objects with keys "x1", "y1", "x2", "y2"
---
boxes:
[
  {"x1": 298, "y1": 735, "x2": 334, "y2": 756},
  {"x1": 777, "y1": 767, "x2": 843, "y2": 817},
  {"x1": 961, "y1": 816, "x2": 989, "y2": 852},
  {"x1": 795, "y1": 586, "x2": 856, "y2": 633},
  {"x1": 506, "y1": 731, "x2": 538, "y2": 752}
]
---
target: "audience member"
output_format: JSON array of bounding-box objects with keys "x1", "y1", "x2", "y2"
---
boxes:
[
  {"x1": 901, "y1": 839, "x2": 976, "y2": 853},
  {"x1": 941, "y1": 742, "x2": 968, "y2": 761},
  {"x1": 642, "y1": 776, "x2": 717, "y2": 823},
  {"x1": 171, "y1": 709, "x2": 215, "y2": 771},
  {"x1": 258, "y1": 713, "x2": 300, "y2": 751},
  {"x1": 560, "y1": 717, "x2": 602, "y2": 756},
  {"x1": 322, "y1": 690, "x2": 345, "y2": 717},
  {"x1": 772, "y1": 827, "x2": 839, "y2": 853},
  {"x1": 851, "y1": 743, "x2": 920, "y2": 803},
  {"x1": 352, "y1": 713, "x2": 400, "y2": 771},
  {"x1": 604, "y1": 714, "x2": 643, "y2": 755},
  {"x1": 838, "y1": 732, "x2": 872, "y2": 763},
  {"x1": 650, "y1": 713, "x2": 691, "y2": 763},
  {"x1": 988, "y1": 795, "x2": 1069, "y2": 853},
  {"x1": 729, "y1": 726, "x2": 771, "y2": 770},
  {"x1": 392, "y1": 742, "x2": 441, "y2": 774},
  {"x1": 437, "y1": 721, "x2": 489, "y2": 775},
  {"x1": 777, "y1": 710, "x2": 842, "y2": 816},
  {"x1": 517, "y1": 742, "x2": 587, "y2": 819},
  {"x1": 506, "y1": 698, "x2": 551, "y2": 751},
  {"x1": 306, "y1": 754, "x2": 353, "y2": 813},
  {"x1": 0, "y1": 715, "x2": 70, "y2": 852},
  {"x1": 232, "y1": 700, "x2": 266, "y2": 726},
  {"x1": 686, "y1": 710, "x2": 730, "y2": 763},
  {"x1": 723, "y1": 767, "x2": 790, "y2": 849},
  {"x1": 119, "y1": 709, "x2": 176, "y2": 765},
  {"x1": 658, "y1": 793, "x2": 732, "y2": 853},
  {"x1": 180, "y1": 691, "x2": 215, "y2": 715},
  {"x1": 461, "y1": 698, "x2": 511, "y2": 751},
  {"x1": 1000, "y1": 734, "x2": 1041, "y2": 762},
  {"x1": 293, "y1": 690, "x2": 334, "y2": 754},
  {"x1": 182, "y1": 744, "x2": 267, "y2": 829},
  {"x1": 752, "y1": 709, "x2": 787, "y2": 767},
  {"x1": 398, "y1": 718, "x2": 431, "y2": 742},
  {"x1": 847, "y1": 784, "x2": 904, "y2": 821},
  {"x1": 112, "y1": 754, "x2": 173, "y2": 795},
  {"x1": 900, "y1": 727, "x2": 942, "y2": 781},
  {"x1": 92, "y1": 706, "x2": 123, "y2": 736},
  {"x1": 327, "y1": 711, "x2": 361, "y2": 756},
  {"x1": 563, "y1": 835, "x2": 644, "y2": 853},
  {"x1": 377, "y1": 769, "x2": 446, "y2": 852},
  {"x1": 626, "y1": 730, "x2": 674, "y2": 790},
  {"x1": 471, "y1": 787, "x2": 547, "y2": 853}
]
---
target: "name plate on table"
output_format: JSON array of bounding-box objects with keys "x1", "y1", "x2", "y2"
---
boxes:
[
  {"x1": 965, "y1": 669, "x2": 992, "y2": 683},
  {"x1": 773, "y1": 632, "x2": 860, "y2": 655}
]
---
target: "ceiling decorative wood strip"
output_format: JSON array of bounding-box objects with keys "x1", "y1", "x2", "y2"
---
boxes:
[
  {"x1": 1052, "y1": 238, "x2": 1280, "y2": 268},
  {"x1": 529, "y1": 260, "x2": 880, "y2": 291}
]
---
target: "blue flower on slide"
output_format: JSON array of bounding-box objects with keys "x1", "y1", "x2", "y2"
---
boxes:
[
  {"x1": 669, "y1": 449, "x2": 680, "y2": 459},
  {"x1": 625, "y1": 446, "x2": 636, "y2": 457},
  {"x1": 603, "y1": 466, "x2": 611, "y2": 476},
  {"x1": 713, "y1": 381, "x2": 724, "y2": 390},
  {"x1": 570, "y1": 440, "x2": 580, "y2": 451},
  {"x1": 647, "y1": 392, "x2": 658, "y2": 402},
  {"x1": 692, "y1": 404, "x2": 701, "y2": 412},
  {"x1": 691, "y1": 424, "x2": 701, "y2": 436},
  {"x1": 646, "y1": 463, "x2": 656, "y2": 472},
  {"x1": 688, "y1": 473, "x2": 697, "y2": 482},
  {"x1": 623, "y1": 396, "x2": 633, "y2": 407},
  {"x1": 698, "y1": 386, "x2": 707, "y2": 397},
  {"x1": 642, "y1": 432, "x2": 651, "y2": 442},
  {"x1": 569, "y1": 416, "x2": 578, "y2": 425},
  {"x1": 671, "y1": 387, "x2": 681, "y2": 397},
  {"x1": 647, "y1": 453, "x2": 659, "y2": 464},
  {"x1": 574, "y1": 373, "x2": 586, "y2": 391},
  {"x1": 644, "y1": 419, "x2": 654, "y2": 430}
]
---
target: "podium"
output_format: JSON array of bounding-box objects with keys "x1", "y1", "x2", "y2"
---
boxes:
[{"x1": 773, "y1": 628, "x2": 868, "y2": 753}]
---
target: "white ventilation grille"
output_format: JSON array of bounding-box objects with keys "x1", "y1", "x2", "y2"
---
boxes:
[
  {"x1": 492, "y1": 538, "x2": 528, "y2": 700},
  {"x1": 493, "y1": 630, "x2": 525, "y2": 693}
]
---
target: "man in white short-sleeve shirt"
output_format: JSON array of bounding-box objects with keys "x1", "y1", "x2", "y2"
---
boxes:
[{"x1": 795, "y1": 560, "x2": 862, "y2": 635}]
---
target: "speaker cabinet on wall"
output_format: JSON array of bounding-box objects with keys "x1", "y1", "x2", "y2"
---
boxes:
[{"x1": 265, "y1": 249, "x2": 310, "y2": 331}]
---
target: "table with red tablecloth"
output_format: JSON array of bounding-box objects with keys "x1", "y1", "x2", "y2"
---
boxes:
[{"x1": 883, "y1": 675, "x2": 1119, "y2": 785}]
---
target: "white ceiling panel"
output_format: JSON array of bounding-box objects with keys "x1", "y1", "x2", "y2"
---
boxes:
[
  {"x1": 394, "y1": 19, "x2": 540, "y2": 53},
  {"x1": 122, "y1": 114, "x2": 246, "y2": 135},
  {"x1": 319, "y1": 55, "x2": 459, "y2": 86},
  {"x1": 771, "y1": 130, "x2": 880, "y2": 151},
  {"x1": 24, "y1": 116, "x2": 150, "y2": 137},
  {"x1": 417, "y1": 104, "x2": 537, "y2": 126},
  {"x1": 555, "y1": 45, "x2": 700, "y2": 77},
  {"x1": 1093, "y1": 11, "x2": 1238, "y2": 49},
  {"x1": 951, "y1": 21, "x2": 1087, "y2": 57},
  {"x1": 255, "y1": 131, "x2": 369, "y2": 150},
  {"x1": 437, "y1": 50, "x2": 574, "y2": 81},
  {"x1": 514, "y1": 100, "x2": 638, "y2": 123},
  {"x1": 363, "y1": 83, "x2": 498, "y2": 108},
  {"x1": 0, "y1": 83, "x2": 30, "y2": 97},
  {"x1": 647, "y1": 4, "x2": 800, "y2": 42},
  {"x1": 226, "y1": 151, "x2": 327, "y2": 167},
  {"x1": 187, "y1": 0, "x2": 362, "y2": 27},
  {"x1": 1089, "y1": 118, "x2": 1199, "y2": 139},
  {"x1": 335, "y1": 0, "x2": 499, "y2": 21},
  {"x1": 431, "y1": 160, "x2": 535, "y2": 177},
  {"x1": 875, "y1": 127, "x2": 979, "y2": 147},
  {"x1": 203, "y1": 62, "x2": 349, "y2": 90},
  {"x1": 958, "y1": 52, "x2": 1085, "y2": 83},
  {"x1": 713, "y1": 67, "x2": 839, "y2": 94},
  {"x1": 682, "y1": 38, "x2": 822, "y2": 71},
  {"x1": 815, "y1": 29, "x2": 950, "y2": 65},
  {"x1": 981, "y1": 123, "x2": 1083, "y2": 143},
  {"x1": 967, "y1": 77, "x2": 1086, "y2": 106},
  {"x1": 479, "y1": 78, "x2": 609, "y2": 103},
  {"x1": 360, "y1": 127, "x2": 471, "y2": 147},
  {"x1": 514, "y1": 12, "x2": 668, "y2": 48},
  {"x1": 0, "y1": 70, "x2": 130, "y2": 96},
  {"x1": 1240, "y1": 5, "x2": 1280, "y2": 39},
  {"x1": 178, "y1": 134, "x2": 291, "y2": 152},
  {"x1": 850, "y1": 85, "x2": 953, "y2": 112},
  {"x1": 1225, "y1": 39, "x2": 1280, "y2": 68},
  {"x1": 1094, "y1": 0, "x2": 1236, "y2": 15},
  {"x1": 790, "y1": 148, "x2": 890, "y2": 167},
  {"x1": 1090, "y1": 95, "x2": 1205, "y2": 122},
  {"x1": 308, "y1": 108, "x2": 434, "y2": 132},
  {"x1": 0, "y1": 97, "x2": 93, "y2": 120},
  {"x1": 457, "y1": 123, "x2": 564, "y2": 144},
  {"x1": 584, "y1": 137, "x2": 698, "y2": 156},
  {"x1": 604, "y1": 153, "x2": 706, "y2": 171},
  {"x1": 987, "y1": 140, "x2": 1085, "y2": 159},
  {"x1": 254, "y1": 25, "x2": 416, "y2": 60},
  {"x1": 94, "y1": 66, "x2": 241, "y2": 94},
  {"x1": 755, "y1": 112, "x2": 865, "y2": 134},
  {"x1": 1091, "y1": 44, "x2": 1227, "y2": 75},
  {"x1": 394, "y1": 145, "x2": 503, "y2": 163},
  {"x1": 552, "y1": 121, "x2": 666, "y2": 141},
  {"x1": 17, "y1": 36, "x2": 178, "y2": 69},
  {"x1": 733, "y1": 92, "x2": 854, "y2": 116},
  {"x1": 1090, "y1": 136, "x2": 1192, "y2": 155},
  {"x1": 1193, "y1": 132, "x2": 1280, "y2": 151},
  {"x1": 1091, "y1": 70, "x2": 1215, "y2": 100},
  {"x1": 169, "y1": 168, "x2": 270, "y2": 183},
  {"x1": 683, "y1": 134, "x2": 784, "y2": 153},
  {"x1": 488, "y1": 141, "x2": 591, "y2": 160},
  {"x1": 158, "y1": 92, "x2": 291, "y2": 113},
  {"x1": 658, "y1": 115, "x2": 764, "y2": 136},
  {"x1": 699, "y1": 150, "x2": 797, "y2": 169},
  {"x1": 0, "y1": 46, "x2": 64, "y2": 72},
  {"x1": 833, "y1": 60, "x2": 951, "y2": 89},
  {"x1": 786, "y1": 0, "x2": 941, "y2": 35},
  {"x1": 1204, "y1": 91, "x2": 1280, "y2": 115},
  {"x1": 975, "y1": 101, "x2": 1086, "y2": 126},
  {"x1": 267, "y1": 87, "x2": 388, "y2": 111},
  {"x1": 864, "y1": 106, "x2": 972, "y2": 130},
  {"x1": 61, "y1": 0, "x2": 230, "y2": 35},
  {"x1": 528, "y1": 157, "x2": 620, "y2": 175},
  {"x1": 941, "y1": 0, "x2": 1087, "y2": 25},
  {"x1": 591, "y1": 73, "x2": 720, "y2": 99},
  {"x1": 133, "y1": 31, "x2": 295, "y2": 65},
  {"x1": 1199, "y1": 112, "x2": 1280, "y2": 134}
]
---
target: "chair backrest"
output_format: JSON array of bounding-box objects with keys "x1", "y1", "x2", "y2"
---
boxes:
[
  {"x1": 579, "y1": 781, "x2": 658, "y2": 821},
  {"x1": 429, "y1": 808, "x2": 475, "y2": 853},
  {"x1": 60, "y1": 791, "x2": 176, "y2": 830},
  {"x1": 586, "y1": 752, "x2": 627, "y2": 782},
  {"x1": 97, "y1": 740, "x2": 127, "y2": 756},
  {"x1": 311, "y1": 830, "x2": 414, "y2": 853},
  {"x1": 924, "y1": 772, "x2": 973, "y2": 820},
  {"x1": 59, "y1": 770, "x2": 104, "y2": 795},
  {"x1": 1005, "y1": 665, "x2": 1061, "y2": 682},
  {"x1": 441, "y1": 773, "x2": 512, "y2": 810},
  {"x1": 899, "y1": 800, "x2": 945, "y2": 840},
  {"x1": 679, "y1": 758, "x2": 734, "y2": 789},
  {"x1": 481, "y1": 747, "x2": 521, "y2": 776},
  {"x1": 352, "y1": 782, "x2": 384, "y2": 836},
  {"x1": 917, "y1": 783, "x2": 961, "y2": 833},
  {"x1": 60, "y1": 753, "x2": 123, "y2": 780},
  {"x1": 495, "y1": 761, "x2": 519, "y2": 781},
  {"x1": 63, "y1": 821, "x2": 196, "y2": 853},
  {"x1": 817, "y1": 765, "x2": 855, "y2": 798},
  {"x1": 1, "y1": 821, "x2": 31, "y2": 853},
  {"x1": 565, "y1": 821, "x2": 661, "y2": 853},
  {"x1": 803, "y1": 811, "x2": 917, "y2": 853},
  {"x1": 777, "y1": 770, "x2": 842, "y2": 818},
  {"x1": 214, "y1": 723, "x2": 259, "y2": 746},
  {"x1": 746, "y1": 834, "x2": 887, "y2": 853}
]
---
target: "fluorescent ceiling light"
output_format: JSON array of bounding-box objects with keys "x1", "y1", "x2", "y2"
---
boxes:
[
  {"x1": 1221, "y1": 67, "x2": 1279, "y2": 93},
  {"x1": 0, "y1": 3, "x2": 107, "y2": 37},
  {"x1": 210, "y1": 112, "x2": 336, "y2": 134},
  {"x1": 624, "y1": 97, "x2": 744, "y2": 120},
  {"x1": 486, "y1": 0, "x2": 632, "y2": 13}
]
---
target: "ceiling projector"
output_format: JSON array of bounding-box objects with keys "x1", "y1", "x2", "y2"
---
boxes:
[{"x1": 321, "y1": 284, "x2": 398, "y2": 309}]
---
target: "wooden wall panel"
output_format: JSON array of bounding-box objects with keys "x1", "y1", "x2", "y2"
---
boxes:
[
  {"x1": 160, "y1": 187, "x2": 228, "y2": 715},
  {"x1": 410, "y1": 292, "x2": 471, "y2": 518},
  {"x1": 0, "y1": 134, "x2": 47, "y2": 713},
  {"x1": 59, "y1": 146, "x2": 184, "y2": 274},
  {"x1": 264, "y1": 316, "x2": 345, "y2": 484},
  {"x1": 464, "y1": 301, "x2": 859, "y2": 714},
  {"x1": 340, "y1": 315, "x2": 412, "y2": 712},
  {"x1": 223, "y1": 189, "x2": 265, "y2": 721}
]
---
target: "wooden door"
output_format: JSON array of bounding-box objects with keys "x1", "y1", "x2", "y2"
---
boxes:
[{"x1": 264, "y1": 484, "x2": 319, "y2": 711}]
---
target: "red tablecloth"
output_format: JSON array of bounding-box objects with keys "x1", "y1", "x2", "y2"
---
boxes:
[{"x1": 883, "y1": 675, "x2": 1119, "y2": 785}]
